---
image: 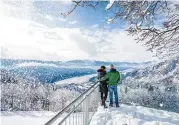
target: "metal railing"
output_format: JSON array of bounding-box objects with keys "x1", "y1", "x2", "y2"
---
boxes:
[{"x1": 44, "y1": 81, "x2": 100, "y2": 125}]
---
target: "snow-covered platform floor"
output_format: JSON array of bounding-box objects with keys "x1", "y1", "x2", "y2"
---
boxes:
[
  {"x1": 90, "y1": 104, "x2": 179, "y2": 125},
  {"x1": 0, "y1": 111, "x2": 56, "y2": 125}
]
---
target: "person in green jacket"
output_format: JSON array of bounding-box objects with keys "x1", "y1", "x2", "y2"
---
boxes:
[{"x1": 102, "y1": 64, "x2": 120, "y2": 107}]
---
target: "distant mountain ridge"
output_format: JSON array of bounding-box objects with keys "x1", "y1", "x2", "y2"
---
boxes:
[
  {"x1": 0, "y1": 58, "x2": 151, "y2": 68},
  {"x1": 0, "y1": 58, "x2": 152, "y2": 84}
]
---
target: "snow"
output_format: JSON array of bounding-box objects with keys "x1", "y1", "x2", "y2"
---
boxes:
[
  {"x1": 0, "y1": 111, "x2": 91, "y2": 125},
  {"x1": 55, "y1": 74, "x2": 96, "y2": 85},
  {"x1": 106, "y1": 0, "x2": 115, "y2": 11},
  {"x1": 107, "y1": 18, "x2": 114, "y2": 24},
  {"x1": 0, "y1": 111, "x2": 56, "y2": 125},
  {"x1": 15, "y1": 62, "x2": 59, "y2": 68},
  {"x1": 90, "y1": 104, "x2": 179, "y2": 125},
  {"x1": 2, "y1": 104, "x2": 179, "y2": 125}
]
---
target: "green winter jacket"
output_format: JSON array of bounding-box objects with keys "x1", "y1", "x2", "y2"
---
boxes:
[{"x1": 102, "y1": 68, "x2": 120, "y2": 85}]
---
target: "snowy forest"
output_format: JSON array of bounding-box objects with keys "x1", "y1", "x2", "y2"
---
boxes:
[{"x1": 1, "y1": 68, "x2": 80, "y2": 111}]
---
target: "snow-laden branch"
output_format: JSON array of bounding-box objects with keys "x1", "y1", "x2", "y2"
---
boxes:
[{"x1": 106, "y1": 0, "x2": 114, "y2": 11}]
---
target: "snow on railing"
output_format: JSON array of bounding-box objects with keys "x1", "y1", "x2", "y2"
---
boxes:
[{"x1": 44, "y1": 81, "x2": 100, "y2": 125}]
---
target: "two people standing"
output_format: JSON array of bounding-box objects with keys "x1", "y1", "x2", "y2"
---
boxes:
[{"x1": 97, "y1": 64, "x2": 120, "y2": 108}]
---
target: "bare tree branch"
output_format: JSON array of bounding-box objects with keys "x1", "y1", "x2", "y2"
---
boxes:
[{"x1": 61, "y1": 1, "x2": 81, "y2": 18}]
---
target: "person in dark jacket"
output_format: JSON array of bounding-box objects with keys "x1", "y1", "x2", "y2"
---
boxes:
[{"x1": 97, "y1": 65, "x2": 108, "y2": 108}]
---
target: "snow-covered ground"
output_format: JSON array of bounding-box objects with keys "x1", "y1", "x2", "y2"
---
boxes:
[
  {"x1": 1, "y1": 104, "x2": 179, "y2": 125},
  {"x1": 55, "y1": 74, "x2": 96, "y2": 85},
  {"x1": 0, "y1": 111, "x2": 92, "y2": 125},
  {"x1": 90, "y1": 104, "x2": 179, "y2": 125},
  {"x1": 0, "y1": 111, "x2": 56, "y2": 125}
]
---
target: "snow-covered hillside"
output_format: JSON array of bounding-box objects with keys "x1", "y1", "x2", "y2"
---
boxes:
[
  {"x1": 123, "y1": 56, "x2": 179, "y2": 85},
  {"x1": 90, "y1": 104, "x2": 179, "y2": 125},
  {"x1": 120, "y1": 56, "x2": 179, "y2": 113}
]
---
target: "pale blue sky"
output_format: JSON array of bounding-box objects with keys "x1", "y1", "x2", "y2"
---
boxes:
[
  {"x1": 0, "y1": 1, "x2": 159, "y2": 62},
  {"x1": 33, "y1": 1, "x2": 127, "y2": 29}
]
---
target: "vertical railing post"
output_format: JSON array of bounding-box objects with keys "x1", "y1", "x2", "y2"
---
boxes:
[{"x1": 83, "y1": 95, "x2": 90, "y2": 125}]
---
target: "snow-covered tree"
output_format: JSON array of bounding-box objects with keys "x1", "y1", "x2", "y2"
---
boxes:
[
  {"x1": 0, "y1": 69, "x2": 81, "y2": 111},
  {"x1": 49, "y1": 89, "x2": 80, "y2": 111}
]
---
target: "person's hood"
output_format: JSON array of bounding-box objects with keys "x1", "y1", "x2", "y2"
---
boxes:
[
  {"x1": 110, "y1": 68, "x2": 117, "y2": 72},
  {"x1": 97, "y1": 69, "x2": 106, "y2": 73}
]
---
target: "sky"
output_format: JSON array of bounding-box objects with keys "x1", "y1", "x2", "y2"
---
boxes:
[{"x1": 0, "y1": 1, "x2": 155, "y2": 62}]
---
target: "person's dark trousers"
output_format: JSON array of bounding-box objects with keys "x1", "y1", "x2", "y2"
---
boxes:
[
  {"x1": 101, "y1": 91, "x2": 108, "y2": 106},
  {"x1": 109, "y1": 85, "x2": 119, "y2": 107}
]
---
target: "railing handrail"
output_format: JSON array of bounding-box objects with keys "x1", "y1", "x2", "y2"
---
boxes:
[
  {"x1": 58, "y1": 82, "x2": 100, "y2": 125},
  {"x1": 44, "y1": 81, "x2": 100, "y2": 125}
]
